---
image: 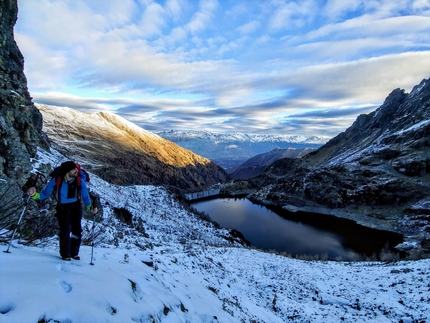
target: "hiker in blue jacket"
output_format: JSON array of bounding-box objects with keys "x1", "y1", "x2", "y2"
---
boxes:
[{"x1": 27, "y1": 161, "x2": 97, "y2": 261}]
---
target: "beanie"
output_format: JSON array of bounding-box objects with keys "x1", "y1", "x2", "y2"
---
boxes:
[{"x1": 60, "y1": 161, "x2": 77, "y2": 175}]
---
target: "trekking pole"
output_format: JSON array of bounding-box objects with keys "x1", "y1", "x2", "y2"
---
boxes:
[
  {"x1": 4, "y1": 195, "x2": 31, "y2": 253},
  {"x1": 4, "y1": 173, "x2": 43, "y2": 253},
  {"x1": 89, "y1": 188, "x2": 97, "y2": 265},
  {"x1": 90, "y1": 211, "x2": 95, "y2": 265}
]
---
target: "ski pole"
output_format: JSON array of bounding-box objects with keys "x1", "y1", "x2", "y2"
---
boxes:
[{"x1": 4, "y1": 195, "x2": 31, "y2": 253}]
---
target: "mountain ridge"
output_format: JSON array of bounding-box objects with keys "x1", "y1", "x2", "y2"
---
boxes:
[
  {"x1": 228, "y1": 147, "x2": 316, "y2": 180},
  {"x1": 158, "y1": 130, "x2": 329, "y2": 144},
  {"x1": 224, "y1": 78, "x2": 430, "y2": 254},
  {"x1": 37, "y1": 104, "x2": 228, "y2": 190},
  {"x1": 158, "y1": 130, "x2": 328, "y2": 169}
]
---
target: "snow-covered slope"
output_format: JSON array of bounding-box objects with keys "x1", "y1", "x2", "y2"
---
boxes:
[
  {"x1": 2, "y1": 243, "x2": 429, "y2": 323},
  {"x1": 38, "y1": 104, "x2": 208, "y2": 168},
  {"x1": 36, "y1": 104, "x2": 228, "y2": 189},
  {"x1": 1, "y1": 148, "x2": 429, "y2": 323}
]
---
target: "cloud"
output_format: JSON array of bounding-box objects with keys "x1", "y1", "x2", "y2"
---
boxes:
[
  {"x1": 268, "y1": 0, "x2": 316, "y2": 31},
  {"x1": 322, "y1": 0, "x2": 362, "y2": 21},
  {"x1": 14, "y1": 0, "x2": 430, "y2": 137},
  {"x1": 30, "y1": 49, "x2": 430, "y2": 137},
  {"x1": 185, "y1": 0, "x2": 218, "y2": 34},
  {"x1": 15, "y1": 1, "x2": 111, "y2": 47},
  {"x1": 165, "y1": 0, "x2": 186, "y2": 21},
  {"x1": 138, "y1": 2, "x2": 166, "y2": 37},
  {"x1": 303, "y1": 15, "x2": 430, "y2": 43},
  {"x1": 237, "y1": 21, "x2": 260, "y2": 35}
]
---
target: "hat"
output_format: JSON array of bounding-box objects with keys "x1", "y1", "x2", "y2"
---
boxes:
[{"x1": 60, "y1": 161, "x2": 77, "y2": 175}]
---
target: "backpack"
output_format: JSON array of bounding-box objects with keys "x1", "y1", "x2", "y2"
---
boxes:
[{"x1": 50, "y1": 163, "x2": 90, "y2": 203}]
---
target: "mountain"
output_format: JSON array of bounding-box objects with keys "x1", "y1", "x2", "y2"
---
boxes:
[
  {"x1": 228, "y1": 147, "x2": 316, "y2": 180},
  {"x1": 1, "y1": 2, "x2": 430, "y2": 321},
  {"x1": 2, "y1": 147, "x2": 430, "y2": 323},
  {"x1": 36, "y1": 104, "x2": 228, "y2": 191},
  {"x1": 224, "y1": 78, "x2": 430, "y2": 255},
  {"x1": 158, "y1": 130, "x2": 329, "y2": 169}
]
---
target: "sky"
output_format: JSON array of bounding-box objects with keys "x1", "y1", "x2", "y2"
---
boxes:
[
  {"x1": 0, "y1": 147, "x2": 429, "y2": 323},
  {"x1": 14, "y1": 0, "x2": 430, "y2": 137}
]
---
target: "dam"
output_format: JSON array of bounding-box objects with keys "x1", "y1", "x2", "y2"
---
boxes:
[{"x1": 184, "y1": 189, "x2": 220, "y2": 201}]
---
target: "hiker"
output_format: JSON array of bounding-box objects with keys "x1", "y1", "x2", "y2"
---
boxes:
[{"x1": 27, "y1": 161, "x2": 97, "y2": 261}]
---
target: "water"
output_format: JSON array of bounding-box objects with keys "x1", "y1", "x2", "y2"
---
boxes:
[{"x1": 191, "y1": 197, "x2": 404, "y2": 260}]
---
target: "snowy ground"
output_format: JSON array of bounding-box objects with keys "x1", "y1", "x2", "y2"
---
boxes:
[{"x1": 1, "y1": 148, "x2": 429, "y2": 323}]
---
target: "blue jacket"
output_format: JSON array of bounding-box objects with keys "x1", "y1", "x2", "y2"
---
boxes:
[{"x1": 32, "y1": 171, "x2": 91, "y2": 208}]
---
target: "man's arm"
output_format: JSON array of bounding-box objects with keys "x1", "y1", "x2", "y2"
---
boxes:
[
  {"x1": 80, "y1": 179, "x2": 98, "y2": 214},
  {"x1": 27, "y1": 177, "x2": 56, "y2": 200},
  {"x1": 79, "y1": 179, "x2": 92, "y2": 208}
]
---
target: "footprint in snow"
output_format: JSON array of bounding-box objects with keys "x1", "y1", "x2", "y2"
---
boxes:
[
  {"x1": 0, "y1": 303, "x2": 14, "y2": 314},
  {"x1": 56, "y1": 264, "x2": 70, "y2": 272},
  {"x1": 59, "y1": 280, "x2": 72, "y2": 293}
]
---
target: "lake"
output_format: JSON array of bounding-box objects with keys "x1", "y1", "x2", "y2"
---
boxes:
[{"x1": 191, "y1": 197, "x2": 404, "y2": 260}]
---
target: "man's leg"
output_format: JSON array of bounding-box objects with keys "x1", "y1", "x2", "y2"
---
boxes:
[
  {"x1": 56, "y1": 207, "x2": 71, "y2": 259},
  {"x1": 70, "y1": 202, "x2": 83, "y2": 258}
]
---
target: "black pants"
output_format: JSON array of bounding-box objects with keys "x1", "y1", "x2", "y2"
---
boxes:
[{"x1": 56, "y1": 201, "x2": 82, "y2": 258}]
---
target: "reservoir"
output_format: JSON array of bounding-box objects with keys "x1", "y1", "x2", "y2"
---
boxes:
[{"x1": 191, "y1": 197, "x2": 404, "y2": 260}]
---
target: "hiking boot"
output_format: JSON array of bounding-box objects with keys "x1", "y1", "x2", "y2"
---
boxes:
[
  {"x1": 62, "y1": 257, "x2": 71, "y2": 261},
  {"x1": 72, "y1": 255, "x2": 80, "y2": 260}
]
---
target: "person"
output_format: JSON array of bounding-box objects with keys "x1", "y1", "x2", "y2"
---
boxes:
[{"x1": 27, "y1": 161, "x2": 98, "y2": 261}]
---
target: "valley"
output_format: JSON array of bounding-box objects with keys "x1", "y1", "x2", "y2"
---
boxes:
[
  {"x1": 158, "y1": 130, "x2": 327, "y2": 169},
  {"x1": 0, "y1": 1, "x2": 429, "y2": 321}
]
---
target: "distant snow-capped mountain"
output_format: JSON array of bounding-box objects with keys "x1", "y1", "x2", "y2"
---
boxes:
[
  {"x1": 158, "y1": 130, "x2": 329, "y2": 169},
  {"x1": 158, "y1": 130, "x2": 329, "y2": 144}
]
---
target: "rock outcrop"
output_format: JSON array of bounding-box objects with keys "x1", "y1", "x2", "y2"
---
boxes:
[
  {"x1": 225, "y1": 79, "x2": 430, "y2": 255},
  {"x1": 0, "y1": 0, "x2": 48, "y2": 228}
]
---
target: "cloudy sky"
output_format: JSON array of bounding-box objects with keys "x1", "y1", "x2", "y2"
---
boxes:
[{"x1": 14, "y1": 0, "x2": 430, "y2": 138}]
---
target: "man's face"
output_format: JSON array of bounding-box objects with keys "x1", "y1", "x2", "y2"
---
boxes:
[{"x1": 68, "y1": 168, "x2": 79, "y2": 178}]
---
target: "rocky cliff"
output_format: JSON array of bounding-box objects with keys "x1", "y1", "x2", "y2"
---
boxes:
[
  {"x1": 0, "y1": 0, "x2": 48, "y2": 224},
  {"x1": 225, "y1": 79, "x2": 430, "y2": 254}
]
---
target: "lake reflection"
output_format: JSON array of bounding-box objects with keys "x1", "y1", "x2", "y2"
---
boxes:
[{"x1": 192, "y1": 198, "x2": 403, "y2": 260}]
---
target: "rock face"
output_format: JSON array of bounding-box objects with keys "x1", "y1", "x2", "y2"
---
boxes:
[
  {"x1": 37, "y1": 104, "x2": 228, "y2": 191},
  {"x1": 229, "y1": 79, "x2": 430, "y2": 254},
  {"x1": 0, "y1": 0, "x2": 48, "y2": 226}
]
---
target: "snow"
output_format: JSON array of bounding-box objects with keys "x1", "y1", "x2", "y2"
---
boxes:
[
  {"x1": 410, "y1": 80, "x2": 427, "y2": 97},
  {"x1": 1, "y1": 245, "x2": 429, "y2": 323},
  {"x1": 158, "y1": 130, "x2": 330, "y2": 145},
  {"x1": 9, "y1": 90, "x2": 20, "y2": 97},
  {"x1": 392, "y1": 119, "x2": 430, "y2": 136},
  {"x1": 1, "y1": 148, "x2": 429, "y2": 323}
]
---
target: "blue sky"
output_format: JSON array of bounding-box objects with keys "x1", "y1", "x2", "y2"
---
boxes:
[{"x1": 15, "y1": 0, "x2": 430, "y2": 138}]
